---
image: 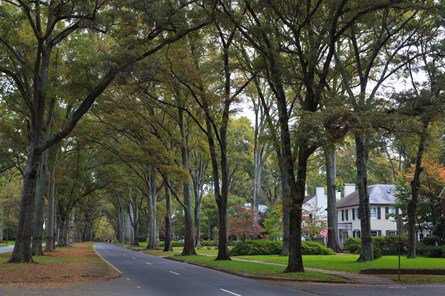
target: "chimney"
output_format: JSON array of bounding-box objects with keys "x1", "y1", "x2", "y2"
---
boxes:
[
  {"x1": 336, "y1": 190, "x2": 342, "y2": 200},
  {"x1": 315, "y1": 187, "x2": 325, "y2": 209},
  {"x1": 344, "y1": 183, "x2": 356, "y2": 197}
]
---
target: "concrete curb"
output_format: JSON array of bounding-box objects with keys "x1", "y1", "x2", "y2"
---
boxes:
[
  {"x1": 93, "y1": 244, "x2": 123, "y2": 277},
  {"x1": 164, "y1": 257, "x2": 352, "y2": 284}
]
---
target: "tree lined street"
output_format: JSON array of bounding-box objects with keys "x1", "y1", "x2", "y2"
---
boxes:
[{"x1": 1, "y1": 0, "x2": 445, "y2": 294}]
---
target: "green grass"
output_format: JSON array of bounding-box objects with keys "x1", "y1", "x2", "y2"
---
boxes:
[
  {"x1": 236, "y1": 254, "x2": 445, "y2": 273},
  {"x1": 171, "y1": 255, "x2": 348, "y2": 282},
  {"x1": 0, "y1": 241, "x2": 15, "y2": 247},
  {"x1": 385, "y1": 275, "x2": 445, "y2": 284}
]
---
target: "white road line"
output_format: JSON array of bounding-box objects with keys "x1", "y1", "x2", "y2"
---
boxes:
[
  {"x1": 145, "y1": 262, "x2": 152, "y2": 265},
  {"x1": 220, "y1": 288, "x2": 242, "y2": 296},
  {"x1": 169, "y1": 271, "x2": 180, "y2": 275},
  {"x1": 131, "y1": 257, "x2": 136, "y2": 260}
]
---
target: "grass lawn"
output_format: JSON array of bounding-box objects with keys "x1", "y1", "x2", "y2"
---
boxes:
[
  {"x1": 384, "y1": 275, "x2": 445, "y2": 284},
  {"x1": 171, "y1": 255, "x2": 348, "y2": 282},
  {"x1": 236, "y1": 254, "x2": 445, "y2": 273},
  {"x1": 0, "y1": 241, "x2": 15, "y2": 247}
]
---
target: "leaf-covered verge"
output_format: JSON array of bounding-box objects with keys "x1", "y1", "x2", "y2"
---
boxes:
[{"x1": 0, "y1": 243, "x2": 118, "y2": 287}]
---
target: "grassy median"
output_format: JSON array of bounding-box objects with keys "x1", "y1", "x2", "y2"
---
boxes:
[
  {"x1": 235, "y1": 254, "x2": 445, "y2": 273},
  {"x1": 170, "y1": 255, "x2": 349, "y2": 282}
]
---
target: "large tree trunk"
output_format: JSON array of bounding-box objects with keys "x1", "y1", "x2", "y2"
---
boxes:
[
  {"x1": 58, "y1": 218, "x2": 68, "y2": 247},
  {"x1": 45, "y1": 155, "x2": 56, "y2": 252},
  {"x1": 194, "y1": 197, "x2": 202, "y2": 248},
  {"x1": 325, "y1": 147, "x2": 341, "y2": 252},
  {"x1": 355, "y1": 135, "x2": 374, "y2": 262},
  {"x1": 32, "y1": 150, "x2": 48, "y2": 256},
  {"x1": 179, "y1": 107, "x2": 196, "y2": 256},
  {"x1": 131, "y1": 196, "x2": 139, "y2": 246},
  {"x1": 10, "y1": 147, "x2": 42, "y2": 262},
  {"x1": 192, "y1": 159, "x2": 206, "y2": 249},
  {"x1": 164, "y1": 183, "x2": 173, "y2": 252},
  {"x1": 286, "y1": 146, "x2": 308, "y2": 273},
  {"x1": 146, "y1": 167, "x2": 157, "y2": 249},
  {"x1": 407, "y1": 121, "x2": 428, "y2": 258}
]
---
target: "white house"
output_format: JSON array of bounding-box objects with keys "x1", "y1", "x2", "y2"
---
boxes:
[{"x1": 337, "y1": 184, "x2": 399, "y2": 246}]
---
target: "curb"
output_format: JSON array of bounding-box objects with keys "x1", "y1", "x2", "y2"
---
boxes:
[
  {"x1": 93, "y1": 244, "x2": 123, "y2": 275},
  {"x1": 164, "y1": 257, "x2": 351, "y2": 284}
]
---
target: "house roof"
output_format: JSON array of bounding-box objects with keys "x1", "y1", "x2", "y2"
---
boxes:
[
  {"x1": 337, "y1": 184, "x2": 397, "y2": 208},
  {"x1": 303, "y1": 194, "x2": 315, "y2": 204}
]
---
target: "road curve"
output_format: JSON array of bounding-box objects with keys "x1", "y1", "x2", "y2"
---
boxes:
[{"x1": 94, "y1": 242, "x2": 308, "y2": 296}]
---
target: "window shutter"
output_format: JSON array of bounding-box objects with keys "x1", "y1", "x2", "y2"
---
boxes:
[
  {"x1": 352, "y1": 208, "x2": 355, "y2": 220},
  {"x1": 385, "y1": 207, "x2": 389, "y2": 219},
  {"x1": 377, "y1": 207, "x2": 381, "y2": 219},
  {"x1": 341, "y1": 210, "x2": 344, "y2": 221}
]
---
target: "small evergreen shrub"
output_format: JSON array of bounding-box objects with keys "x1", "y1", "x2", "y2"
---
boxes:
[
  {"x1": 421, "y1": 235, "x2": 440, "y2": 246},
  {"x1": 342, "y1": 238, "x2": 361, "y2": 253},
  {"x1": 432, "y1": 217, "x2": 445, "y2": 245},
  {"x1": 200, "y1": 240, "x2": 218, "y2": 247},
  {"x1": 302, "y1": 241, "x2": 335, "y2": 255},
  {"x1": 229, "y1": 240, "x2": 334, "y2": 256},
  {"x1": 417, "y1": 244, "x2": 445, "y2": 258}
]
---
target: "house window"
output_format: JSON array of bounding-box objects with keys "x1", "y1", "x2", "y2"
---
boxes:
[
  {"x1": 370, "y1": 207, "x2": 378, "y2": 219},
  {"x1": 341, "y1": 210, "x2": 344, "y2": 221},
  {"x1": 353, "y1": 230, "x2": 361, "y2": 238},
  {"x1": 371, "y1": 230, "x2": 382, "y2": 237},
  {"x1": 345, "y1": 209, "x2": 349, "y2": 221},
  {"x1": 386, "y1": 230, "x2": 398, "y2": 236},
  {"x1": 385, "y1": 207, "x2": 396, "y2": 219}
]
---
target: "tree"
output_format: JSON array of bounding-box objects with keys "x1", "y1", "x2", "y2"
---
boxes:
[
  {"x1": 0, "y1": 0, "x2": 210, "y2": 262},
  {"x1": 228, "y1": 206, "x2": 265, "y2": 241}
]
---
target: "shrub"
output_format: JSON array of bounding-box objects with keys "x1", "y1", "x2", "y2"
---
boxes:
[
  {"x1": 302, "y1": 241, "x2": 335, "y2": 255},
  {"x1": 417, "y1": 244, "x2": 444, "y2": 258},
  {"x1": 432, "y1": 217, "x2": 445, "y2": 245},
  {"x1": 200, "y1": 240, "x2": 218, "y2": 247},
  {"x1": 229, "y1": 240, "x2": 335, "y2": 256},
  {"x1": 342, "y1": 236, "x2": 406, "y2": 257},
  {"x1": 421, "y1": 235, "x2": 440, "y2": 246},
  {"x1": 342, "y1": 238, "x2": 361, "y2": 253},
  {"x1": 172, "y1": 241, "x2": 184, "y2": 247},
  {"x1": 377, "y1": 236, "x2": 408, "y2": 255},
  {"x1": 229, "y1": 240, "x2": 282, "y2": 256}
]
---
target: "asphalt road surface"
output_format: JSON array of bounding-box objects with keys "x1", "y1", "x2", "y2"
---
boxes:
[
  {"x1": 0, "y1": 245, "x2": 14, "y2": 253},
  {"x1": 0, "y1": 243, "x2": 444, "y2": 296}
]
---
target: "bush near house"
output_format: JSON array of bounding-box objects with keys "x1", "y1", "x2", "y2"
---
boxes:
[
  {"x1": 342, "y1": 236, "x2": 407, "y2": 257},
  {"x1": 421, "y1": 235, "x2": 441, "y2": 246},
  {"x1": 417, "y1": 245, "x2": 445, "y2": 258},
  {"x1": 229, "y1": 240, "x2": 334, "y2": 256}
]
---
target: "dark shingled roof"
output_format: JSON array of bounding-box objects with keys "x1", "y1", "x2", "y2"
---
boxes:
[{"x1": 337, "y1": 184, "x2": 398, "y2": 208}]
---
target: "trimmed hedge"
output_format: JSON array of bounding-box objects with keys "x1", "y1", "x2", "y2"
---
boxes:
[
  {"x1": 229, "y1": 240, "x2": 334, "y2": 256},
  {"x1": 342, "y1": 236, "x2": 407, "y2": 257}
]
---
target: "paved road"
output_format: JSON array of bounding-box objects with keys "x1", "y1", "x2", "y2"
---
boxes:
[
  {"x1": 0, "y1": 246, "x2": 13, "y2": 253},
  {"x1": 0, "y1": 243, "x2": 444, "y2": 296}
]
